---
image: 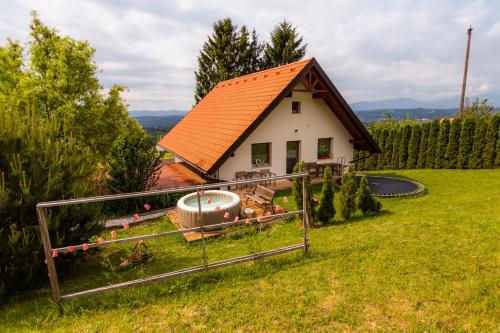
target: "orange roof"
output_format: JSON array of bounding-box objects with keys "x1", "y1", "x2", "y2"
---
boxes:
[
  {"x1": 153, "y1": 161, "x2": 206, "y2": 189},
  {"x1": 159, "y1": 58, "x2": 378, "y2": 173}
]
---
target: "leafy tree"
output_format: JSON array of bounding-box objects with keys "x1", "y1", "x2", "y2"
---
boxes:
[
  {"x1": 407, "y1": 125, "x2": 421, "y2": 169},
  {"x1": 0, "y1": 106, "x2": 102, "y2": 295},
  {"x1": 356, "y1": 176, "x2": 382, "y2": 215},
  {"x1": 435, "y1": 119, "x2": 450, "y2": 169},
  {"x1": 417, "y1": 122, "x2": 430, "y2": 168},
  {"x1": 461, "y1": 97, "x2": 494, "y2": 118},
  {"x1": 425, "y1": 119, "x2": 440, "y2": 168},
  {"x1": 338, "y1": 171, "x2": 358, "y2": 220},
  {"x1": 390, "y1": 129, "x2": 402, "y2": 169},
  {"x1": 457, "y1": 117, "x2": 476, "y2": 169},
  {"x1": 194, "y1": 18, "x2": 263, "y2": 102},
  {"x1": 317, "y1": 166, "x2": 335, "y2": 223},
  {"x1": 0, "y1": 40, "x2": 23, "y2": 108},
  {"x1": 107, "y1": 132, "x2": 162, "y2": 194},
  {"x1": 398, "y1": 124, "x2": 411, "y2": 169},
  {"x1": 482, "y1": 114, "x2": 500, "y2": 168},
  {"x1": 469, "y1": 116, "x2": 488, "y2": 169},
  {"x1": 445, "y1": 118, "x2": 462, "y2": 168},
  {"x1": 263, "y1": 20, "x2": 307, "y2": 68}
]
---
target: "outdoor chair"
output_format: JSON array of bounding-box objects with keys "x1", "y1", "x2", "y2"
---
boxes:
[
  {"x1": 245, "y1": 185, "x2": 276, "y2": 214},
  {"x1": 305, "y1": 162, "x2": 318, "y2": 177},
  {"x1": 260, "y1": 168, "x2": 276, "y2": 187},
  {"x1": 234, "y1": 171, "x2": 248, "y2": 189}
]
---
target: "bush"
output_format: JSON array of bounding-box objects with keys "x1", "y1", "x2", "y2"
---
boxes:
[
  {"x1": 457, "y1": 117, "x2": 476, "y2": 169},
  {"x1": 291, "y1": 163, "x2": 303, "y2": 209},
  {"x1": 339, "y1": 171, "x2": 357, "y2": 220},
  {"x1": 316, "y1": 166, "x2": 335, "y2": 223},
  {"x1": 435, "y1": 119, "x2": 450, "y2": 169},
  {"x1": 0, "y1": 107, "x2": 102, "y2": 295},
  {"x1": 356, "y1": 176, "x2": 382, "y2": 215},
  {"x1": 445, "y1": 118, "x2": 462, "y2": 168},
  {"x1": 482, "y1": 114, "x2": 500, "y2": 168}
]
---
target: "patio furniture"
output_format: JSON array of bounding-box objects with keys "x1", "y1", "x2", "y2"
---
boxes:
[
  {"x1": 245, "y1": 185, "x2": 275, "y2": 213},
  {"x1": 260, "y1": 168, "x2": 276, "y2": 187},
  {"x1": 234, "y1": 171, "x2": 248, "y2": 189},
  {"x1": 244, "y1": 208, "x2": 255, "y2": 219},
  {"x1": 305, "y1": 162, "x2": 318, "y2": 177}
]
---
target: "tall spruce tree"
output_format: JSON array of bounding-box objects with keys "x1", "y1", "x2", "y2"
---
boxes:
[
  {"x1": 339, "y1": 171, "x2": 358, "y2": 220},
  {"x1": 495, "y1": 126, "x2": 500, "y2": 168},
  {"x1": 445, "y1": 118, "x2": 462, "y2": 168},
  {"x1": 407, "y1": 125, "x2": 421, "y2": 169},
  {"x1": 194, "y1": 18, "x2": 263, "y2": 102},
  {"x1": 398, "y1": 124, "x2": 412, "y2": 169},
  {"x1": 482, "y1": 114, "x2": 500, "y2": 168},
  {"x1": 390, "y1": 129, "x2": 402, "y2": 169},
  {"x1": 383, "y1": 129, "x2": 395, "y2": 169},
  {"x1": 376, "y1": 129, "x2": 388, "y2": 169},
  {"x1": 425, "y1": 119, "x2": 440, "y2": 168},
  {"x1": 317, "y1": 166, "x2": 335, "y2": 223},
  {"x1": 417, "y1": 122, "x2": 430, "y2": 168},
  {"x1": 469, "y1": 116, "x2": 488, "y2": 169},
  {"x1": 457, "y1": 117, "x2": 476, "y2": 169},
  {"x1": 367, "y1": 129, "x2": 380, "y2": 170},
  {"x1": 435, "y1": 119, "x2": 450, "y2": 169},
  {"x1": 263, "y1": 20, "x2": 307, "y2": 68}
]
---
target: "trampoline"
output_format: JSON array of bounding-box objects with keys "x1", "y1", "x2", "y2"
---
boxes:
[{"x1": 356, "y1": 175, "x2": 425, "y2": 197}]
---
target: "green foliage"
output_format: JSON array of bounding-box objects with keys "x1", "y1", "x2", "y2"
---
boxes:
[
  {"x1": 367, "y1": 128, "x2": 380, "y2": 170},
  {"x1": 398, "y1": 124, "x2": 411, "y2": 169},
  {"x1": 316, "y1": 166, "x2": 335, "y2": 223},
  {"x1": 469, "y1": 116, "x2": 488, "y2": 169},
  {"x1": 376, "y1": 129, "x2": 388, "y2": 169},
  {"x1": 194, "y1": 18, "x2": 264, "y2": 102},
  {"x1": 425, "y1": 119, "x2": 440, "y2": 168},
  {"x1": 417, "y1": 122, "x2": 430, "y2": 168},
  {"x1": 461, "y1": 97, "x2": 494, "y2": 118},
  {"x1": 406, "y1": 125, "x2": 421, "y2": 169},
  {"x1": 445, "y1": 118, "x2": 462, "y2": 168},
  {"x1": 356, "y1": 176, "x2": 382, "y2": 215},
  {"x1": 435, "y1": 119, "x2": 450, "y2": 169},
  {"x1": 383, "y1": 129, "x2": 395, "y2": 168},
  {"x1": 0, "y1": 107, "x2": 102, "y2": 295},
  {"x1": 338, "y1": 171, "x2": 358, "y2": 220},
  {"x1": 390, "y1": 130, "x2": 402, "y2": 169},
  {"x1": 496, "y1": 126, "x2": 500, "y2": 168},
  {"x1": 263, "y1": 20, "x2": 307, "y2": 68},
  {"x1": 457, "y1": 117, "x2": 476, "y2": 169},
  {"x1": 291, "y1": 163, "x2": 303, "y2": 210},
  {"x1": 482, "y1": 114, "x2": 500, "y2": 168}
]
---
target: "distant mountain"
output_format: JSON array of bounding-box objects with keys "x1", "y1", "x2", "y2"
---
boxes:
[
  {"x1": 351, "y1": 94, "x2": 500, "y2": 111},
  {"x1": 354, "y1": 108, "x2": 458, "y2": 122},
  {"x1": 129, "y1": 110, "x2": 188, "y2": 117}
]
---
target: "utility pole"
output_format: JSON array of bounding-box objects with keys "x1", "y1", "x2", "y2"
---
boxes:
[{"x1": 459, "y1": 26, "x2": 473, "y2": 118}]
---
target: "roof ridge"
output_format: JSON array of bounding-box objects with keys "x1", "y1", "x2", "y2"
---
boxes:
[{"x1": 216, "y1": 58, "x2": 313, "y2": 86}]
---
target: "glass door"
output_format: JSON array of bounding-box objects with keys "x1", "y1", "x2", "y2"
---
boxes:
[{"x1": 286, "y1": 141, "x2": 300, "y2": 174}]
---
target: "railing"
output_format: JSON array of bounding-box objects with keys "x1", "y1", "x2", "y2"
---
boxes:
[{"x1": 37, "y1": 172, "x2": 311, "y2": 313}]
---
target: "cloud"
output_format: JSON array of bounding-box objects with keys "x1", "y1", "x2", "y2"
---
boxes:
[{"x1": 0, "y1": 0, "x2": 499, "y2": 109}]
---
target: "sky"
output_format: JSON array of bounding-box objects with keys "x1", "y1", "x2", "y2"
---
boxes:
[{"x1": 1, "y1": 0, "x2": 499, "y2": 110}]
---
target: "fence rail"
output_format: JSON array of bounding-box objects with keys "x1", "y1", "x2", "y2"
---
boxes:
[{"x1": 36, "y1": 172, "x2": 310, "y2": 313}]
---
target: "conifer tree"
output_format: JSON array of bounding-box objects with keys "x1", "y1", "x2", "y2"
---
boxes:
[
  {"x1": 376, "y1": 129, "x2": 388, "y2": 170},
  {"x1": 292, "y1": 163, "x2": 303, "y2": 209},
  {"x1": 356, "y1": 176, "x2": 382, "y2": 215},
  {"x1": 469, "y1": 116, "x2": 488, "y2": 169},
  {"x1": 445, "y1": 118, "x2": 462, "y2": 168},
  {"x1": 390, "y1": 129, "x2": 402, "y2": 169},
  {"x1": 367, "y1": 129, "x2": 380, "y2": 170},
  {"x1": 482, "y1": 114, "x2": 500, "y2": 168},
  {"x1": 407, "y1": 125, "x2": 421, "y2": 169},
  {"x1": 417, "y1": 122, "x2": 430, "y2": 168},
  {"x1": 383, "y1": 129, "x2": 395, "y2": 168},
  {"x1": 263, "y1": 20, "x2": 307, "y2": 68},
  {"x1": 435, "y1": 119, "x2": 450, "y2": 169},
  {"x1": 457, "y1": 117, "x2": 476, "y2": 169},
  {"x1": 317, "y1": 166, "x2": 335, "y2": 223},
  {"x1": 495, "y1": 126, "x2": 500, "y2": 168},
  {"x1": 425, "y1": 119, "x2": 440, "y2": 168},
  {"x1": 338, "y1": 171, "x2": 358, "y2": 220},
  {"x1": 398, "y1": 124, "x2": 412, "y2": 169},
  {"x1": 194, "y1": 18, "x2": 263, "y2": 102}
]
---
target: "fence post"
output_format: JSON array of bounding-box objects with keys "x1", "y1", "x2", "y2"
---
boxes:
[
  {"x1": 302, "y1": 173, "x2": 310, "y2": 254},
  {"x1": 36, "y1": 206, "x2": 63, "y2": 313},
  {"x1": 196, "y1": 188, "x2": 208, "y2": 265}
]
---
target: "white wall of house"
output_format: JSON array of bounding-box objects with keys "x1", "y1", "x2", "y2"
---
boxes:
[{"x1": 217, "y1": 83, "x2": 354, "y2": 181}]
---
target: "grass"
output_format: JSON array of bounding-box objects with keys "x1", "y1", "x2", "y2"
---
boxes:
[{"x1": 1, "y1": 169, "x2": 499, "y2": 332}]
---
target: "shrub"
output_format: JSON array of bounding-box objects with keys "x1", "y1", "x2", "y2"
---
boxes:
[
  {"x1": 482, "y1": 114, "x2": 500, "y2": 168},
  {"x1": 426, "y1": 119, "x2": 440, "y2": 168},
  {"x1": 356, "y1": 176, "x2": 382, "y2": 215},
  {"x1": 417, "y1": 122, "x2": 430, "y2": 168},
  {"x1": 0, "y1": 107, "x2": 102, "y2": 295},
  {"x1": 445, "y1": 118, "x2": 462, "y2": 168},
  {"x1": 292, "y1": 163, "x2": 303, "y2": 209},
  {"x1": 469, "y1": 116, "x2": 488, "y2": 169},
  {"x1": 376, "y1": 129, "x2": 388, "y2": 169},
  {"x1": 398, "y1": 124, "x2": 411, "y2": 169},
  {"x1": 390, "y1": 130, "x2": 402, "y2": 169},
  {"x1": 435, "y1": 119, "x2": 450, "y2": 169},
  {"x1": 457, "y1": 117, "x2": 476, "y2": 169},
  {"x1": 316, "y1": 166, "x2": 335, "y2": 223},
  {"x1": 339, "y1": 171, "x2": 357, "y2": 220},
  {"x1": 407, "y1": 125, "x2": 421, "y2": 169},
  {"x1": 383, "y1": 129, "x2": 395, "y2": 168}
]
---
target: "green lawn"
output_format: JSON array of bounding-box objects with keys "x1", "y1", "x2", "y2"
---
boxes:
[{"x1": 2, "y1": 170, "x2": 499, "y2": 332}]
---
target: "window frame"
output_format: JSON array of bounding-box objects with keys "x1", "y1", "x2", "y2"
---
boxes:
[
  {"x1": 317, "y1": 138, "x2": 333, "y2": 160},
  {"x1": 292, "y1": 101, "x2": 301, "y2": 114},
  {"x1": 251, "y1": 142, "x2": 272, "y2": 167}
]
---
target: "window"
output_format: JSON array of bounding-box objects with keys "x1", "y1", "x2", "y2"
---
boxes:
[
  {"x1": 292, "y1": 101, "x2": 301, "y2": 114},
  {"x1": 251, "y1": 143, "x2": 271, "y2": 167},
  {"x1": 317, "y1": 138, "x2": 332, "y2": 159}
]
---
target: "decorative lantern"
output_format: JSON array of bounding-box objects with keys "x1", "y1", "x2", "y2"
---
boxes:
[
  {"x1": 52, "y1": 250, "x2": 59, "y2": 258},
  {"x1": 67, "y1": 246, "x2": 75, "y2": 252},
  {"x1": 82, "y1": 243, "x2": 89, "y2": 251},
  {"x1": 111, "y1": 230, "x2": 117, "y2": 238},
  {"x1": 97, "y1": 237, "x2": 105, "y2": 244},
  {"x1": 207, "y1": 198, "x2": 212, "y2": 205},
  {"x1": 144, "y1": 203, "x2": 151, "y2": 211},
  {"x1": 224, "y1": 212, "x2": 230, "y2": 219},
  {"x1": 123, "y1": 223, "x2": 130, "y2": 229},
  {"x1": 133, "y1": 213, "x2": 140, "y2": 222},
  {"x1": 234, "y1": 216, "x2": 240, "y2": 222},
  {"x1": 215, "y1": 206, "x2": 221, "y2": 212},
  {"x1": 283, "y1": 197, "x2": 289, "y2": 203}
]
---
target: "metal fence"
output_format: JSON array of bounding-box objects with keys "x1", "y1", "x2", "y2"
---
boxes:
[{"x1": 36, "y1": 172, "x2": 310, "y2": 312}]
